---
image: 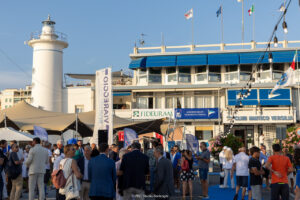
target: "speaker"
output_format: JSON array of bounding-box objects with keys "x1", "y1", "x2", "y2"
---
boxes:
[{"x1": 98, "y1": 130, "x2": 108, "y2": 145}]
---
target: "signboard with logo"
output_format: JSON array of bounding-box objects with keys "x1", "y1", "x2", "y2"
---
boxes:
[
  {"x1": 259, "y1": 89, "x2": 291, "y2": 105},
  {"x1": 227, "y1": 89, "x2": 258, "y2": 106},
  {"x1": 223, "y1": 108, "x2": 295, "y2": 124},
  {"x1": 175, "y1": 108, "x2": 219, "y2": 120},
  {"x1": 132, "y1": 109, "x2": 174, "y2": 120},
  {"x1": 227, "y1": 88, "x2": 291, "y2": 106}
]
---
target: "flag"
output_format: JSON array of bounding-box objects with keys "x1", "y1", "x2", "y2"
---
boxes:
[
  {"x1": 124, "y1": 128, "x2": 137, "y2": 147},
  {"x1": 216, "y1": 6, "x2": 222, "y2": 18},
  {"x1": 248, "y1": 5, "x2": 254, "y2": 16},
  {"x1": 184, "y1": 8, "x2": 193, "y2": 20},
  {"x1": 33, "y1": 126, "x2": 48, "y2": 141},
  {"x1": 271, "y1": 52, "x2": 297, "y2": 95},
  {"x1": 279, "y1": 3, "x2": 285, "y2": 12},
  {"x1": 186, "y1": 134, "x2": 199, "y2": 154}
]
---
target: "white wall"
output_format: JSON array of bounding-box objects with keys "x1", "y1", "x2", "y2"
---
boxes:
[{"x1": 62, "y1": 87, "x2": 93, "y2": 113}]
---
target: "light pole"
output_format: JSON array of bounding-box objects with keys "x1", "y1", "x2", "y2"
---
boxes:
[{"x1": 237, "y1": 0, "x2": 244, "y2": 46}]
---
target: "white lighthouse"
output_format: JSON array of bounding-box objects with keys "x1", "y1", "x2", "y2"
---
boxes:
[{"x1": 28, "y1": 15, "x2": 68, "y2": 112}]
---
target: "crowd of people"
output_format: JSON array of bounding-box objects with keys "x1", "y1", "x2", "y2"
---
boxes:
[
  {"x1": 219, "y1": 143, "x2": 300, "y2": 200},
  {"x1": 0, "y1": 136, "x2": 299, "y2": 200}
]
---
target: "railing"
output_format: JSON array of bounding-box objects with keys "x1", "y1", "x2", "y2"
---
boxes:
[
  {"x1": 30, "y1": 31, "x2": 68, "y2": 42},
  {"x1": 132, "y1": 40, "x2": 300, "y2": 55},
  {"x1": 225, "y1": 72, "x2": 238, "y2": 82}
]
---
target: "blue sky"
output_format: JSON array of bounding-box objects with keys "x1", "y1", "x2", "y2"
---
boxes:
[{"x1": 0, "y1": 0, "x2": 299, "y2": 90}]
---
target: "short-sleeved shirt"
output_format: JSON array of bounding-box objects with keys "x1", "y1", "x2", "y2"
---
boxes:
[
  {"x1": 268, "y1": 154, "x2": 292, "y2": 184},
  {"x1": 248, "y1": 157, "x2": 262, "y2": 185},
  {"x1": 199, "y1": 149, "x2": 210, "y2": 169},
  {"x1": 259, "y1": 152, "x2": 269, "y2": 166},
  {"x1": 10, "y1": 151, "x2": 22, "y2": 174},
  {"x1": 233, "y1": 152, "x2": 249, "y2": 176}
]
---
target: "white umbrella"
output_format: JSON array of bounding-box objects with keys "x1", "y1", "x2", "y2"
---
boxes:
[{"x1": 0, "y1": 127, "x2": 35, "y2": 141}]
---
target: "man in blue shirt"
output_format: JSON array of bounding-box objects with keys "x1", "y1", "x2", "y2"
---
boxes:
[{"x1": 172, "y1": 145, "x2": 181, "y2": 193}]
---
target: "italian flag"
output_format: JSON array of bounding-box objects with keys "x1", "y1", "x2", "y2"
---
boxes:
[{"x1": 248, "y1": 5, "x2": 254, "y2": 16}]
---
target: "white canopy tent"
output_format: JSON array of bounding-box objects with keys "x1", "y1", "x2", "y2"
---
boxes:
[{"x1": 0, "y1": 127, "x2": 35, "y2": 141}]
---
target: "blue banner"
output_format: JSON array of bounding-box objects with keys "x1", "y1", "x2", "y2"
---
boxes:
[
  {"x1": 124, "y1": 128, "x2": 138, "y2": 148},
  {"x1": 186, "y1": 134, "x2": 199, "y2": 153},
  {"x1": 167, "y1": 141, "x2": 175, "y2": 152},
  {"x1": 33, "y1": 126, "x2": 48, "y2": 141},
  {"x1": 259, "y1": 89, "x2": 291, "y2": 105},
  {"x1": 227, "y1": 89, "x2": 258, "y2": 106},
  {"x1": 175, "y1": 108, "x2": 219, "y2": 119}
]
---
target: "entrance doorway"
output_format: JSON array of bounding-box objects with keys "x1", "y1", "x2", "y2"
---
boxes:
[{"x1": 235, "y1": 130, "x2": 246, "y2": 147}]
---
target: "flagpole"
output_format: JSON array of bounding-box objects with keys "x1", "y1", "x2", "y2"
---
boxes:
[
  {"x1": 253, "y1": 5, "x2": 255, "y2": 41},
  {"x1": 297, "y1": 49, "x2": 300, "y2": 122},
  {"x1": 221, "y1": 5, "x2": 224, "y2": 43},
  {"x1": 192, "y1": 10, "x2": 194, "y2": 45},
  {"x1": 242, "y1": 0, "x2": 244, "y2": 47}
]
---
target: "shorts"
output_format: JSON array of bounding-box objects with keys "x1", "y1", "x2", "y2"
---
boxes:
[
  {"x1": 180, "y1": 169, "x2": 195, "y2": 181},
  {"x1": 236, "y1": 176, "x2": 248, "y2": 187},
  {"x1": 251, "y1": 185, "x2": 262, "y2": 200},
  {"x1": 263, "y1": 167, "x2": 270, "y2": 178},
  {"x1": 199, "y1": 168, "x2": 208, "y2": 180}
]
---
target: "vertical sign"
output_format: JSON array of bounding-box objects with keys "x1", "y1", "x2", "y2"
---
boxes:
[{"x1": 93, "y1": 68, "x2": 113, "y2": 145}]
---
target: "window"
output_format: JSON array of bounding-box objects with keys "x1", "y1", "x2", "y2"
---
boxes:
[
  {"x1": 137, "y1": 97, "x2": 148, "y2": 109},
  {"x1": 194, "y1": 96, "x2": 212, "y2": 108},
  {"x1": 195, "y1": 66, "x2": 207, "y2": 82},
  {"x1": 155, "y1": 97, "x2": 162, "y2": 109},
  {"x1": 272, "y1": 64, "x2": 284, "y2": 80},
  {"x1": 165, "y1": 97, "x2": 173, "y2": 108},
  {"x1": 75, "y1": 105, "x2": 84, "y2": 113},
  {"x1": 208, "y1": 66, "x2": 221, "y2": 82},
  {"x1": 5, "y1": 99, "x2": 7, "y2": 103},
  {"x1": 184, "y1": 96, "x2": 192, "y2": 108},
  {"x1": 260, "y1": 64, "x2": 272, "y2": 80},
  {"x1": 166, "y1": 67, "x2": 177, "y2": 83},
  {"x1": 225, "y1": 65, "x2": 238, "y2": 81},
  {"x1": 240, "y1": 65, "x2": 252, "y2": 81},
  {"x1": 137, "y1": 68, "x2": 147, "y2": 84},
  {"x1": 165, "y1": 95, "x2": 183, "y2": 109},
  {"x1": 178, "y1": 67, "x2": 191, "y2": 83},
  {"x1": 148, "y1": 97, "x2": 153, "y2": 109},
  {"x1": 148, "y1": 68, "x2": 162, "y2": 83},
  {"x1": 9, "y1": 99, "x2": 12, "y2": 103},
  {"x1": 195, "y1": 130, "x2": 213, "y2": 140}
]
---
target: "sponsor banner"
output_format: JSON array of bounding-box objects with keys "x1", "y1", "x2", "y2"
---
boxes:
[
  {"x1": 93, "y1": 68, "x2": 113, "y2": 145},
  {"x1": 227, "y1": 88, "x2": 291, "y2": 106},
  {"x1": 175, "y1": 108, "x2": 219, "y2": 120},
  {"x1": 132, "y1": 109, "x2": 174, "y2": 120}
]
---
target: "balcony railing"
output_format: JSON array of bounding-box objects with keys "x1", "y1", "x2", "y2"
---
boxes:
[{"x1": 30, "y1": 31, "x2": 68, "y2": 42}]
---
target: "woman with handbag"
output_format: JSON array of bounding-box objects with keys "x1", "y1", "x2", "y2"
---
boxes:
[
  {"x1": 8, "y1": 144, "x2": 23, "y2": 200},
  {"x1": 180, "y1": 150, "x2": 194, "y2": 200},
  {"x1": 58, "y1": 144, "x2": 83, "y2": 200}
]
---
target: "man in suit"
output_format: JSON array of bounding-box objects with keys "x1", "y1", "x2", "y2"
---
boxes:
[
  {"x1": 108, "y1": 144, "x2": 119, "y2": 162},
  {"x1": 88, "y1": 143, "x2": 116, "y2": 200},
  {"x1": 25, "y1": 137, "x2": 49, "y2": 200},
  {"x1": 78, "y1": 145, "x2": 92, "y2": 200},
  {"x1": 153, "y1": 146, "x2": 174, "y2": 199},
  {"x1": 119, "y1": 142, "x2": 149, "y2": 200}
]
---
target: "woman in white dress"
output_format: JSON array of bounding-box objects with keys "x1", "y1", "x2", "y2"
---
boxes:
[{"x1": 58, "y1": 144, "x2": 82, "y2": 200}]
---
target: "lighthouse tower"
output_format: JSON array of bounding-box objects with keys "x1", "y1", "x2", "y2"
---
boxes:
[{"x1": 28, "y1": 15, "x2": 68, "y2": 112}]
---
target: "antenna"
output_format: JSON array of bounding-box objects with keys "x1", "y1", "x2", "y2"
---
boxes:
[{"x1": 139, "y1": 33, "x2": 146, "y2": 46}]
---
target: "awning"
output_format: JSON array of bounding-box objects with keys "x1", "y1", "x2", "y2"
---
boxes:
[
  {"x1": 113, "y1": 92, "x2": 131, "y2": 96},
  {"x1": 240, "y1": 52, "x2": 269, "y2": 64},
  {"x1": 208, "y1": 53, "x2": 239, "y2": 65},
  {"x1": 129, "y1": 57, "x2": 147, "y2": 69},
  {"x1": 177, "y1": 55, "x2": 207, "y2": 66},
  {"x1": 146, "y1": 56, "x2": 176, "y2": 67},
  {"x1": 0, "y1": 127, "x2": 35, "y2": 141},
  {"x1": 272, "y1": 51, "x2": 299, "y2": 63}
]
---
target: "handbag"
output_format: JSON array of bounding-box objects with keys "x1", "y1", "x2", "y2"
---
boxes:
[
  {"x1": 220, "y1": 171, "x2": 225, "y2": 178},
  {"x1": 181, "y1": 159, "x2": 190, "y2": 171},
  {"x1": 65, "y1": 173, "x2": 80, "y2": 200}
]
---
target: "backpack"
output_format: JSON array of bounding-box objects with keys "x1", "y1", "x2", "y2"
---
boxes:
[{"x1": 51, "y1": 159, "x2": 72, "y2": 189}]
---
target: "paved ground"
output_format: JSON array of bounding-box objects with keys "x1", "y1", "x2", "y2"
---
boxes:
[{"x1": 18, "y1": 179, "x2": 295, "y2": 200}]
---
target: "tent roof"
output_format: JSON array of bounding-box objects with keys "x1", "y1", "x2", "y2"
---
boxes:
[
  {"x1": 0, "y1": 101, "x2": 164, "y2": 137},
  {"x1": 0, "y1": 127, "x2": 35, "y2": 141}
]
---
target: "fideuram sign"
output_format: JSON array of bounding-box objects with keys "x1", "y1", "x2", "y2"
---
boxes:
[{"x1": 132, "y1": 109, "x2": 174, "y2": 119}]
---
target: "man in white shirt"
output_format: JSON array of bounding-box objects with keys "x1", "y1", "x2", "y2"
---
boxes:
[
  {"x1": 232, "y1": 147, "x2": 249, "y2": 200},
  {"x1": 77, "y1": 146, "x2": 92, "y2": 200}
]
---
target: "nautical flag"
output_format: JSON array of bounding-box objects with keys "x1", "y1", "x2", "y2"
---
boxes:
[
  {"x1": 124, "y1": 128, "x2": 138, "y2": 147},
  {"x1": 186, "y1": 134, "x2": 199, "y2": 154},
  {"x1": 33, "y1": 126, "x2": 48, "y2": 141},
  {"x1": 271, "y1": 52, "x2": 297, "y2": 95},
  {"x1": 216, "y1": 6, "x2": 222, "y2": 18},
  {"x1": 184, "y1": 8, "x2": 193, "y2": 20},
  {"x1": 279, "y1": 3, "x2": 285, "y2": 12},
  {"x1": 248, "y1": 5, "x2": 254, "y2": 16}
]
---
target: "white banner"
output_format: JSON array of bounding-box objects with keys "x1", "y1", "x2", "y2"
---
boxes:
[
  {"x1": 93, "y1": 68, "x2": 113, "y2": 145},
  {"x1": 132, "y1": 109, "x2": 174, "y2": 120}
]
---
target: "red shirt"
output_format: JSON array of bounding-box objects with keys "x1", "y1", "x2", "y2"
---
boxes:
[{"x1": 268, "y1": 154, "x2": 292, "y2": 184}]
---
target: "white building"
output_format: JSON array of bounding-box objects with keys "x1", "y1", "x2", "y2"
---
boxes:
[{"x1": 0, "y1": 86, "x2": 32, "y2": 110}]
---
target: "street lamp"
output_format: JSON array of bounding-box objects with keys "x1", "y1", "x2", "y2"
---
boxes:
[{"x1": 274, "y1": 36, "x2": 278, "y2": 47}]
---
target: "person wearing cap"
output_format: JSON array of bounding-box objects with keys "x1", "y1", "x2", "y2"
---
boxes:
[{"x1": 219, "y1": 146, "x2": 227, "y2": 188}]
